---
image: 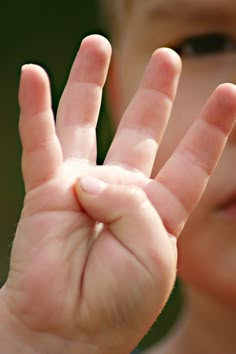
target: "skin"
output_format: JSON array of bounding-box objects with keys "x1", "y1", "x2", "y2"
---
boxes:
[
  {"x1": 105, "y1": 1, "x2": 236, "y2": 353},
  {"x1": 0, "y1": 16, "x2": 235, "y2": 354}
]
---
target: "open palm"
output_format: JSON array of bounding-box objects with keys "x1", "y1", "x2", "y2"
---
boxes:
[{"x1": 2, "y1": 35, "x2": 236, "y2": 354}]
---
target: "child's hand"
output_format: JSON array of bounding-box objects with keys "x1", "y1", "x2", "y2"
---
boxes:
[{"x1": 1, "y1": 35, "x2": 236, "y2": 354}]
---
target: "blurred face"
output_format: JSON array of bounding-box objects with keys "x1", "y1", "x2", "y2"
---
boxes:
[{"x1": 110, "y1": 0, "x2": 236, "y2": 306}]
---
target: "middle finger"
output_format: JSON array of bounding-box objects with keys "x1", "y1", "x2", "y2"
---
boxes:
[{"x1": 105, "y1": 48, "x2": 181, "y2": 176}]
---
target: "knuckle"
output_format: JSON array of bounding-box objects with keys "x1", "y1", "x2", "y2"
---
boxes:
[{"x1": 124, "y1": 185, "x2": 147, "y2": 207}]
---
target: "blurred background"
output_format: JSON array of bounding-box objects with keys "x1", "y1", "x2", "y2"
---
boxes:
[
  {"x1": 0, "y1": 0, "x2": 181, "y2": 350},
  {"x1": 0, "y1": 0, "x2": 109, "y2": 282}
]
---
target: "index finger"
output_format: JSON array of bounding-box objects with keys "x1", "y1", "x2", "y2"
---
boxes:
[{"x1": 56, "y1": 35, "x2": 112, "y2": 162}]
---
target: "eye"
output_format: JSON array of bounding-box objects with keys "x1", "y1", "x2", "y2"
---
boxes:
[{"x1": 173, "y1": 33, "x2": 236, "y2": 57}]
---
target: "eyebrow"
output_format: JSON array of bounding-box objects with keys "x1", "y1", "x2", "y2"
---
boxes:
[{"x1": 145, "y1": 0, "x2": 233, "y2": 22}]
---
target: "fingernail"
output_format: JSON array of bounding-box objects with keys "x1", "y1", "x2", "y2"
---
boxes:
[{"x1": 79, "y1": 176, "x2": 107, "y2": 194}]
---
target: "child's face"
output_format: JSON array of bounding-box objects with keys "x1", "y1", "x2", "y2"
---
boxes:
[{"x1": 109, "y1": 0, "x2": 236, "y2": 306}]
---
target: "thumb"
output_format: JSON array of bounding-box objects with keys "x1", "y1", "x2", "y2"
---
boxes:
[{"x1": 75, "y1": 176, "x2": 177, "y2": 283}]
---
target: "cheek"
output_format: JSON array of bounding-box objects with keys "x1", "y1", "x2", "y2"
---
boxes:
[
  {"x1": 177, "y1": 208, "x2": 236, "y2": 306},
  {"x1": 115, "y1": 44, "x2": 236, "y2": 175},
  {"x1": 152, "y1": 53, "x2": 236, "y2": 175},
  {"x1": 116, "y1": 46, "x2": 151, "y2": 114},
  {"x1": 177, "y1": 200, "x2": 209, "y2": 275},
  {"x1": 151, "y1": 75, "x2": 204, "y2": 175},
  {"x1": 175, "y1": 161, "x2": 236, "y2": 305}
]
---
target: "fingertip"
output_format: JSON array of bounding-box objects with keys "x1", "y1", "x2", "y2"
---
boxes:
[
  {"x1": 203, "y1": 82, "x2": 236, "y2": 134},
  {"x1": 73, "y1": 35, "x2": 112, "y2": 87},
  {"x1": 142, "y1": 47, "x2": 182, "y2": 101},
  {"x1": 20, "y1": 64, "x2": 49, "y2": 82},
  {"x1": 214, "y1": 82, "x2": 236, "y2": 105},
  {"x1": 80, "y1": 34, "x2": 112, "y2": 58},
  {"x1": 19, "y1": 64, "x2": 51, "y2": 115},
  {"x1": 152, "y1": 47, "x2": 182, "y2": 76},
  {"x1": 77, "y1": 176, "x2": 107, "y2": 195}
]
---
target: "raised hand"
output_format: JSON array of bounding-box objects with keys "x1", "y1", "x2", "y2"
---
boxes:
[{"x1": 1, "y1": 35, "x2": 236, "y2": 354}]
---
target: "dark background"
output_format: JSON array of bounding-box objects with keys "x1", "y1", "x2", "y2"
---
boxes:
[
  {"x1": 0, "y1": 0, "x2": 106, "y2": 281},
  {"x1": 0, "y1": 1, "x2": 181, "y2": 350}
]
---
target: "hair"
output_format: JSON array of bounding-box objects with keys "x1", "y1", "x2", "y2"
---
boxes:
[{"x1": 98, "y1": 0, "x2": 132, "y2": 46}]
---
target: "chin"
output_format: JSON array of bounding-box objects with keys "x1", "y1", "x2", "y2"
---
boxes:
[
  {"x1": 176, "y1": 203, "x2": 236, "y2": 309},
  {"x1": 177, "y1": 256, "x2": 236, "y2": 309}
]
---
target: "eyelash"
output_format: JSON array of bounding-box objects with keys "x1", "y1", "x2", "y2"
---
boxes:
[{"x1": 172, "y1": 33, "x2": 236, "y2": 57}]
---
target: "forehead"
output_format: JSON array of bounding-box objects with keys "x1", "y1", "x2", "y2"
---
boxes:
[{"x1": 131, "y1": 0, "x2": 236, "y2": 20}]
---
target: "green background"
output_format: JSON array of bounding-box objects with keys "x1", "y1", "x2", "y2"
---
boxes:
[
  {"x1": 0, "y1": 1, "x2": 181, "y2": 350},
  {"x1": 0, "y1": 0, "x2": 104, "y2": 282}
]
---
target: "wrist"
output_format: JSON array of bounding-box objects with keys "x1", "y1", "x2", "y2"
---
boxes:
[
  {"x1": 0, "y1": 286, "x2": 112, "y2": 354},
  {"x1": 0, "y1": 286, "x2": 35, "y2": 354}
]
